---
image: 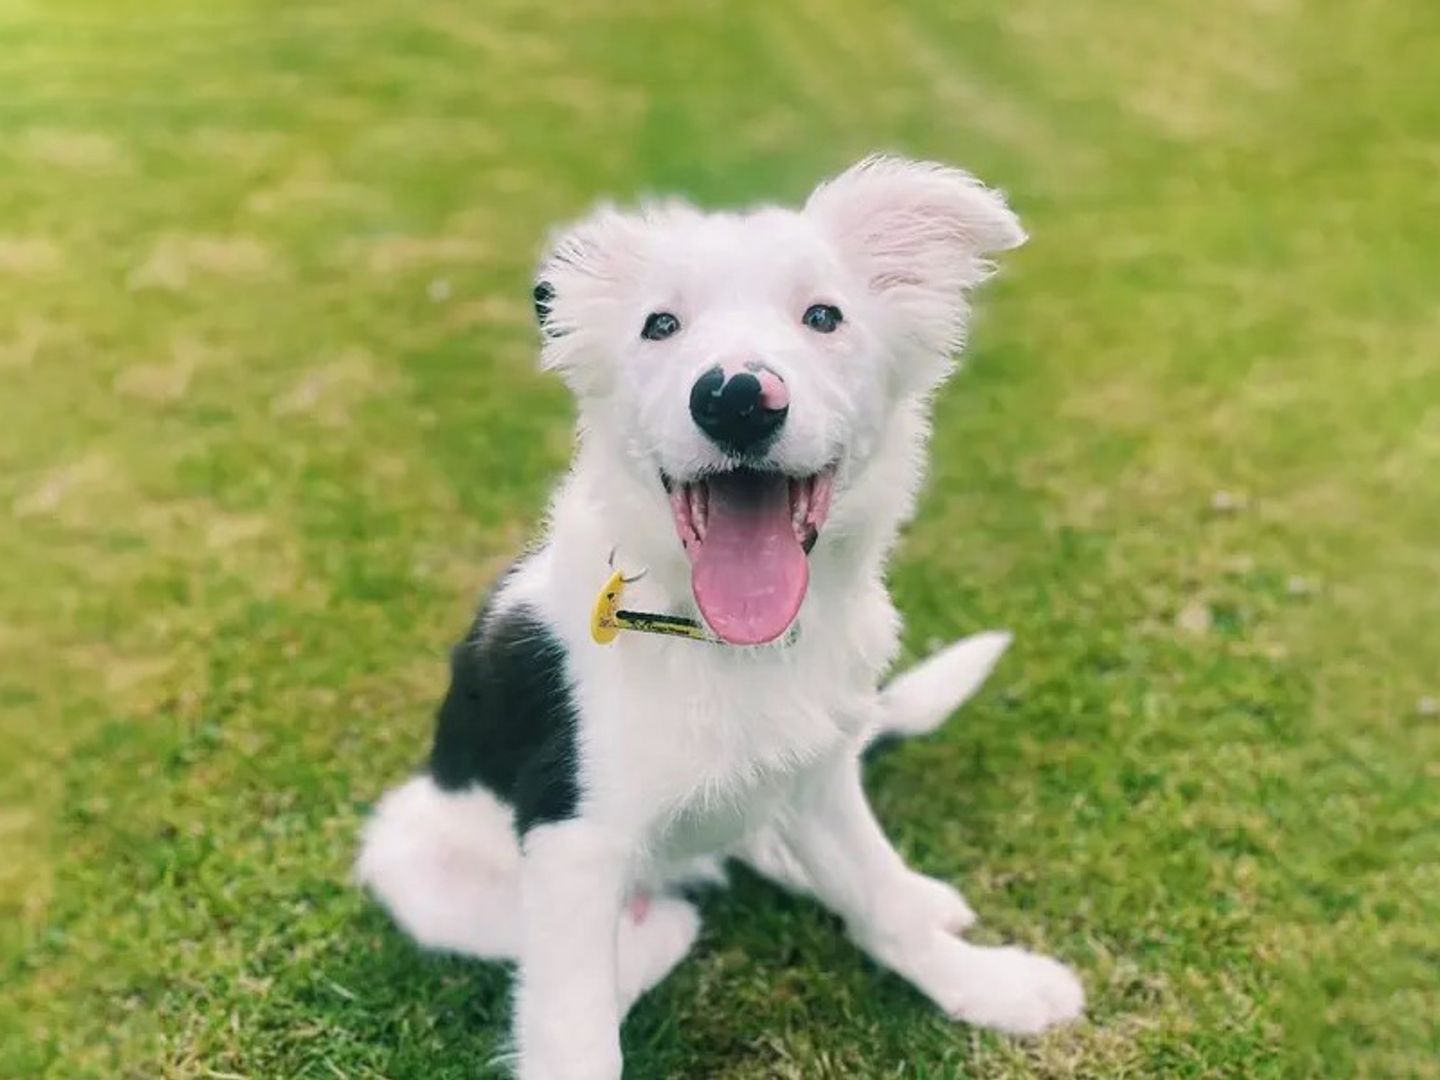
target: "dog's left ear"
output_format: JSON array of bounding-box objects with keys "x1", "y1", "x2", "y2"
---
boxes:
[{"x1": 806, "y1": 155, "x2": 1025, "y2": 358}]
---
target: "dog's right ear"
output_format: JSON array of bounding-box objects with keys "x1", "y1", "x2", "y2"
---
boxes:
[
  {"x1": 532, "y1": 205, "x2": 650, "y2": 394},
  {"x1": 531, "y1": 280, "x2": 555, "y2": 331}
]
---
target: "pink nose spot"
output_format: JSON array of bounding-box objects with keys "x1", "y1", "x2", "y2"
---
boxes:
[{"x1": 755, "y1": 369, "x2": 789, "y2": 411}]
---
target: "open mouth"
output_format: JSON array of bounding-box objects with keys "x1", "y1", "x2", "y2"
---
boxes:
[{"x1": 664, "y1": 467, "x2": 835, "y2": 645}]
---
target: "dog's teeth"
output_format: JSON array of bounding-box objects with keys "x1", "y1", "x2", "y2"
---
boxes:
[
  {"x1": 790, "y1": 478, "x2": 810, "y2": 542},
  {"x1": 693, "y1": 482, "x2": 708, "y2": 540},
  {"x1": 807, "y1": 470, "x2": 834, "y2": 529},
  {"x1": 669, "y1": 484, "x2": 695, "y2": 547}
]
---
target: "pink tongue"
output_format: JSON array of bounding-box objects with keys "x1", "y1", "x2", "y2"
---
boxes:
[{"x1": 690, "y1": 473, "x2": 808, "y2": 645}]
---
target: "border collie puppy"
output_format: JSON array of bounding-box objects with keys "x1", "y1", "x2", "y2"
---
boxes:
[{"x1": 357, "y1": 156, "x2": 1084, "y2": 1078}]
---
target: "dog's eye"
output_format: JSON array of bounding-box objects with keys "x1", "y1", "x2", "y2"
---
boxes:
[
  {"x1": 641, "y1": 312, "x2": 681, "y2": 341},
  {"x1": 802, "y1": 303, "x2": 843, "y2": 333}
]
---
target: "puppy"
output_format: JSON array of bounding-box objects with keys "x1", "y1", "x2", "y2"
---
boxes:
[{"x1": 357, "y1": 156, "x2": 1084, "y2": 1078}]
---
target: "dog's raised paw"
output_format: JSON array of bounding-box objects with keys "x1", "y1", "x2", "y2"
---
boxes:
[{"x1": 935, "y1": 942, "x2": 1085, "y2": 1035}]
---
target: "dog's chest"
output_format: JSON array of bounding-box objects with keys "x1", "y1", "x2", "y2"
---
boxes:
[
  {"x1": 577, "y1": 636, "x2": 867, "y2": 853},
  {"x1": 648, "y1": 758, "x2": 795, "y2": 865}
]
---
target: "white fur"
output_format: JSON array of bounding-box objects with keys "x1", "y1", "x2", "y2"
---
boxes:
[
  {"x1": 874, "y1": 629, "x2": 1014, "y2": 739},
  {"x1": 357, "y1": 157, "x2": 1082, "y2": 1078},
  {"x1": 355, "y1": 775, "x2": 521, "y2": 957}
]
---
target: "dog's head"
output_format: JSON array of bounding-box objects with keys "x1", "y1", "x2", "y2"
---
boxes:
[{"x1": 534, "y1": 156, "x2": 1023, "y2": 645}]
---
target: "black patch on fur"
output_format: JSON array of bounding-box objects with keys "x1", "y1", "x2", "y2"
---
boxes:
[
  {"x1": 532, "y1": 281, "x2": 554, "y2": 328},
  {"x1": 429, "y1": 588, "x2": 581, "y2": 833}
]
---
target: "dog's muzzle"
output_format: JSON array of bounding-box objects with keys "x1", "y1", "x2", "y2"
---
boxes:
[{"x1": 688, "y1": 362, "x2": 789, "y2": 454}]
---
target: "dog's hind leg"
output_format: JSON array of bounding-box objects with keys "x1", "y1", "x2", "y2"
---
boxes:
[
  {"x1": 616, "y1": 892, "x2": 701, "y2": 1015},
  {"x1": 737, "y1": 633, "x2": 1012, "y2": 923},
  {"x1": 357, "y1": 774, "x2": 699, "y2": 1016},
  {"x1": 769, "y1": 746, "x2": 1083, "y2": 1035},
  {"x1": 734, "y1": 822, "x2": 817, "y2": 898},
  {"x1": 737, "y1": 814, "x2": 977, "y2": 933},
  {"x1": 355, "y1": 774, "x2": 522, "y2": 959}
]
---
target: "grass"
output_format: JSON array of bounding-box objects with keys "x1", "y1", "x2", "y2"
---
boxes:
[{"x1": 1, "y1": 0, "x2": 1437, "y2": 1076}]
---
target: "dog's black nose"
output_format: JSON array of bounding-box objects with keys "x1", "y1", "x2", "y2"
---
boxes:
[{"x1": 689, "y1": 365, "x2": 788, "y2": 454}]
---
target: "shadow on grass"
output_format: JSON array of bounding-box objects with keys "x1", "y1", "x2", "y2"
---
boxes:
[{"x1": 307, "y1": 866, "x2": 973, "y2": 1079}]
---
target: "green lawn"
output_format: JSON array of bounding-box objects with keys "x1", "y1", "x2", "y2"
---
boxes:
[{"x1": 2, "y1": 1, "x2": 1437, "y2": 1076}]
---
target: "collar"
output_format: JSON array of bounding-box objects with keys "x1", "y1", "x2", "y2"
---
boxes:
[
  {"x1": 591, "y1": 569, "x2": 723, "y2": 645},
  {"x1": 590, "y1": 568, "x2": 799, "y2": 647}
]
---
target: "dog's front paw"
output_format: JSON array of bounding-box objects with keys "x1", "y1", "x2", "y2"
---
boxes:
[
  {"x1": 904, "y1": 872, "x2": 978, "y2": 933},
  {"x1": 935, "y1": 941, "x2": 1085, "y2": 1035},
  {"x1": 518, "y1": 1045, "x2": 622, "y2": 1080}
]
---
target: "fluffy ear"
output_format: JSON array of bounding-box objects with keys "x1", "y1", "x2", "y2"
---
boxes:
[
  {"x1": 532, "y1": 204, "x2": 652, "y2": 394},
  {"x1": 805, "y1": 155, "x2": 1025, "y2": 358}
]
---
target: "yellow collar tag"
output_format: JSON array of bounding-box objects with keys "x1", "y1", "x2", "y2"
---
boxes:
[
  {"x1": 589, "y1": 569, "x2": 721, "y2": 646},
  {"x1": 590, "y1": 570, "x2": 626, "y2": 644}
]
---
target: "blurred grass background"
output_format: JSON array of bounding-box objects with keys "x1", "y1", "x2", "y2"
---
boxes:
[{"x1": 1, "y1": 0, "x2": 1436, "y2": 1076}]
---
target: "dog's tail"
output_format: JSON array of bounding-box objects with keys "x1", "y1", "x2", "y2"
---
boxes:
[{"x1": 871, "y1": 630, "x2": 1012, "y2": 742}]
